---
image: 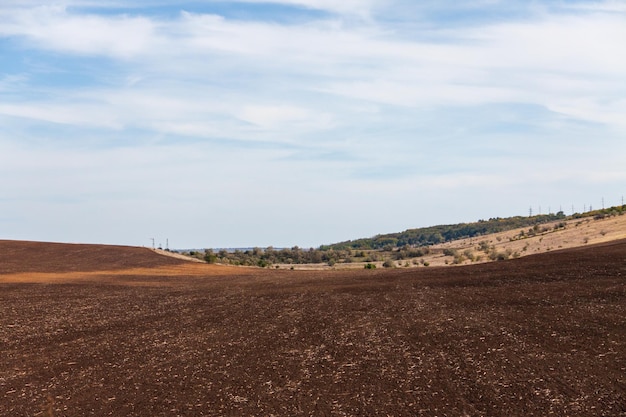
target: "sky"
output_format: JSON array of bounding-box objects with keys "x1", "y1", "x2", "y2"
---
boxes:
[{"x1": 1, "y1": 0, "x2": 625, "y2": 249}]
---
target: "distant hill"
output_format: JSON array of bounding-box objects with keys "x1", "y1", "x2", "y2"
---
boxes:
[
  {"x1": 185, "y1": 205, "x2": 626, "y2": 268},
  {"x1": 322, "y1": 205, "x2": 625, "y2": 251}
]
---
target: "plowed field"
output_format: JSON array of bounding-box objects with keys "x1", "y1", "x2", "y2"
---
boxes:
[{"x1": 1, "y1": 239, "x2": 625, "y2": 416}]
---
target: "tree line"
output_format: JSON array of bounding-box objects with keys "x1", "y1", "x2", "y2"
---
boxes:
[{"x1": 185, "y1": 245, "x2": 431, "y2": 268}]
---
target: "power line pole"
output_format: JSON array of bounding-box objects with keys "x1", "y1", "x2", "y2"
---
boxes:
[{"x1": 150, "y1": 238, "x2": 155, "y2": 249}]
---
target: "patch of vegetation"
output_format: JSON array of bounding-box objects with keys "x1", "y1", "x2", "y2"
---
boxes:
[
  {"x1": 382, "y1": 259, "x2": 395, "y2": 268},
  {"x1": 326, "y1": 212, "x2": 567, "y2": 251},
  {"x1": 573, "y1": 205, "x2": 626, "y2": 220}
]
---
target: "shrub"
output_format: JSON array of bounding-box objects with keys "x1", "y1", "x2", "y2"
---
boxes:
[
  {"x1": 478, "y1": 241, "x2": 490, "y2": 252},
  {"x1": 204, "y1": 252, "x2": 218, "y2": 264},
  {"x1": 364, "y1": 263, "x2": 376, "y2": 269},
  {"x1": 382, "y1": 259, "x2": 395, "y2": 268},
  {"x1": 496, "y1": 252, "x2": 509, "y2": 261}
]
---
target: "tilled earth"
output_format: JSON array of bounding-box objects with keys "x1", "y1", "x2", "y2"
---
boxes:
[{"x1": 1, "y1": 240, "x2": 625, "y2": 416}]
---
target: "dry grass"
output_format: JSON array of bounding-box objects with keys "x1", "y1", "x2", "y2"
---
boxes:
[{"x1": 431, "y1": 213, "x2": 626, "y2": 266}]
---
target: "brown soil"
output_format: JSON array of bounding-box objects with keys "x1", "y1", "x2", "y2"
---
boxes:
[
  {"x1": 0, "y1": 240, "x2": 188, "y2": 273},
  {"x1": 1, "y1": 240, "x2": 625, "y2": 416}
]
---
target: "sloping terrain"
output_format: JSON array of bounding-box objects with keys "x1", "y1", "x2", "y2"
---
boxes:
[
  {"x1": 0, "y1": 240, "x2": 245, "y2": 284},
  {"x1": 0, "y1": 240, "x2": 625, "y2": 416},
  {"x1": 430, "y1": 213, "x2": 626, "y2": 267},
  {"x1": 0, "y1": 240, "x2": 186, "y2": 274}
]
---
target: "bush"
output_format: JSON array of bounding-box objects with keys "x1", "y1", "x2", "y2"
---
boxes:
[
  {"x1": 495, "y1": 252, "x2": 509, "y2": 261},
  {"x1": 204, "y1": 251, "x2": 218, "y2": 264},
  {"x1": 364, "y1": 263, "x2": 376, "y2": 269},
  {"x1": 382, "y1": 259, "x2": 395, "y2": 268},
  {"x1": 478, "y1": 241, "x2": 491, "y2": 252}
]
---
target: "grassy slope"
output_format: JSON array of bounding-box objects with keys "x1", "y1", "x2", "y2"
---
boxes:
[{"x1": 291, "y1": 211, "x2": 626, "y2": 270}]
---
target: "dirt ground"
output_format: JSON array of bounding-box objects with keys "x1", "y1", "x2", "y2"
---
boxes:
[{"x1": 1, "y1": 239, "x2": 625, "y2": 416}]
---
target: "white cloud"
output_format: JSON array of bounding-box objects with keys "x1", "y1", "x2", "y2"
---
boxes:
[
  {"x1": 0, "y1": 5, "x2": 155, "y2": 58},
  {"x1": 237, "y1": 104, "x2": 334, "y2": 131},
  {"x1": 8, "y1": 5, "x2": 623, "y2": 132}
]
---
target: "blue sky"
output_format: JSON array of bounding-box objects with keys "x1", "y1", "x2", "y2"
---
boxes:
[{"x1": 1, "y1": 0, "x2": 625, "y2": 249}]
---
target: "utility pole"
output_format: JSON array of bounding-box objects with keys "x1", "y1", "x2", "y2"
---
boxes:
[
  {"x1": 602, "y1": 197, "x2": 605, "y2": 210},
  {"x1": 529, "y1": 206, "x2": 533, "y2": 217},
  {"x1": 150, "y1": 238, "x2": 155, "y2": 249}
]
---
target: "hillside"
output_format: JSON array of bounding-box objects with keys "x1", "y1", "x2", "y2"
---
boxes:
[
  {"x1": 0, "y1": 240, "x2": 186, "y2": 274},
  {"x1": 327, "y1": 206, "x2": 626, "y2": 251},
  {"x1": 325, "y1": 212, "x2": 570, "y2": 250},
  {"x1": 0, "y1": 240, "x2": 245, "y2": 284},
  {"x1": 422, "y1": 211, "x2": 626, "y2": 267},
  {"x1": 262, "y1": 209, "x2": 626, "y2": 270},
  {"x1": 192, "y1": 206, "x2": 626, "y2": 269}
]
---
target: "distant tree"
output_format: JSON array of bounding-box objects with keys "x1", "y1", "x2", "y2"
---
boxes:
[{"x1": 204, "y1": 249, "x2": 218, "y2": 264}]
